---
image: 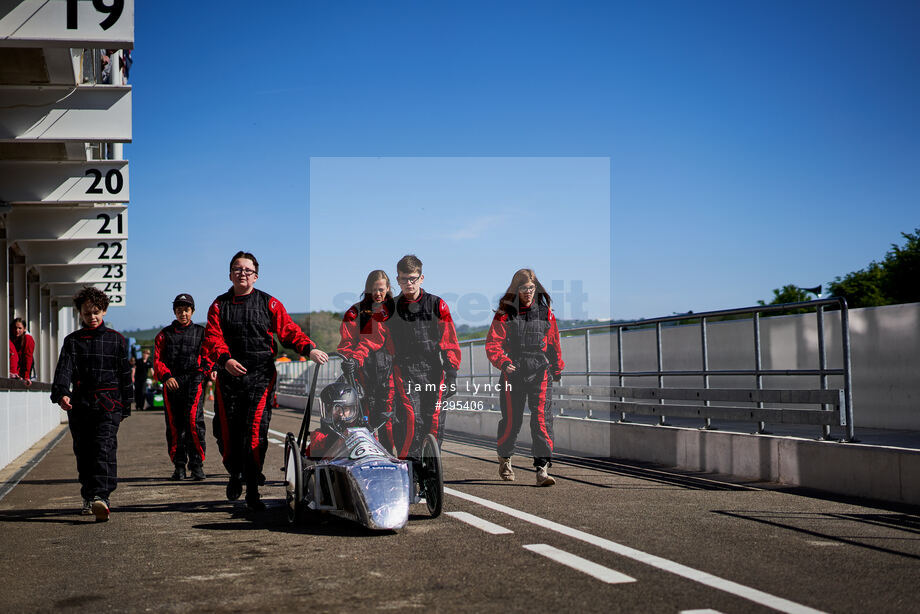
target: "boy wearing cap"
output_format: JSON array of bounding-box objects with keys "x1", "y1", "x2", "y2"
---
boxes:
[{"x1": 153, "y1": 294, "x2": 211, "y2": 481}]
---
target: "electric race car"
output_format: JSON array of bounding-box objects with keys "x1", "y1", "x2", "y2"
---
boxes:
[{"x1": 282, "y1": 354, "x2": 443, "y2": 531}]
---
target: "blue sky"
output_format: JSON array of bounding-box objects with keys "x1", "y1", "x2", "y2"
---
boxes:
[{"x1": 114, "y1": 1, "x2": 919, "y2": 332}]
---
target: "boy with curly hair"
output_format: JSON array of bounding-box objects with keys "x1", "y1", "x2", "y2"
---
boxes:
[{"x1": 51, "y1": 287, "x2": 133, "y2": 522}]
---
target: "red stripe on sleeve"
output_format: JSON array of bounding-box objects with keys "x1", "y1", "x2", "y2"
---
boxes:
[
  {"x1": 201, "y1": 300, "x2": 230, "y2": 366},
  {"x1": 437, "y1": 299, "x2": 461, "y2": 370},
  {"x1": 269, "y1": 296, "x2": 315, "y2": 356},
  {"x1": 485, "y1": 313, "x2": 512, "y2": 370}
]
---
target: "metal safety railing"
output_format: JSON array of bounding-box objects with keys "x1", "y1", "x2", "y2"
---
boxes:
[
  {"x1": 450, "y1": 298, "x2": 854, "y2": 441},
  {"x1": 275, "y1": 298, "x2": 854, "y2": 440}
]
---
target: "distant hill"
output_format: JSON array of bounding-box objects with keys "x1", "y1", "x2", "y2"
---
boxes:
[
  {"x1": 122, "y1": 313, "x2": 623, "y2": 355},
  {"x1": 457, "y1": 318, "x2": 621, "y2": 341}
]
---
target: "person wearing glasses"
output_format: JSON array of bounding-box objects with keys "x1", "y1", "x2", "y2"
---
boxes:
[
  {"x1": 485, "y1": 269, "x2": 565, "y2": 487},
  {"x1": 336, "y1": 270, "x2": 397, "y2": 452},
  {"x1": 386, "y1": 254, "x2": 461, "y2": 459},
  {"x1": 201, "y1": 251, "x2": 329, "y2": 511}
]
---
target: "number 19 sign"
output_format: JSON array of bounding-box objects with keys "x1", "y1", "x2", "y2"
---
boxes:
[{"x1": 0, "y1": 0, "x2": 134, "y2": 48}]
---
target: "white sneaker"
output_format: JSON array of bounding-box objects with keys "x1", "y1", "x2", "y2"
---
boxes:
[
  {"x1": 81, "y1": 499, "x2": 93, "y2": 516},
  {"x1": 536, "y1": 465, "x2": 556, "y2": 487},
  {"x1": 498, "y1": 456, "x2": 515, "y2": 481},
  {"x1": 91, "y1": 497, "x2": 110, "y2": 522}
]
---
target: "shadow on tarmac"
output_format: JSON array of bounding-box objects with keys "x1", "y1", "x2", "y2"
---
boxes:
[
  {"x1": 0, "y1": 499, "x2": 239, "y2": 524},
  {"x1": 445, "y1": 430, "x2": 757, "y2": 491},
  {"x1": 713, "y1": 509, "x2": 920, "y2": 560},
  {"x1": 0, "y1": 508, "x2": 92, "y2": 525},
  {"x1": 191, "y1": 503, "x2": 423, "y2": 537}
]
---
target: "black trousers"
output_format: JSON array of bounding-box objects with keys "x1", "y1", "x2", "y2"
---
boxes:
[
  {"x1": 496, "y1": 369, "x2": 554, "y2": 467},
  {"x1": 163, "y1": 375, "x2": 208, "y2": 467},
  {"x1": 68, "y1": 407, "x2": 122, "y2": 500},
  {"x1": 213, "y1": 368, "x2": 276, "y2": 487},
  {"x1": 134, "y1": 381, "x2": 147, "y2": 410}
]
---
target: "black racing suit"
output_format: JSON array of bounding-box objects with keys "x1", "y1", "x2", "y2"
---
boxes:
[
  {"x1": 485, "y1": 303, "x2": 565, "y2": 468},
  {"x1": 154, "y1": 321, "x2": 209, "y2": 471},
  {"x1": 201, "y1": 288, "x2": 315, "y2": 490},
  {"x1": 51, "y1": 323, "x2": 133, "y2": 501},
  {"x1": 387, "y1": 290, "x2": 461, "y2": 458}
]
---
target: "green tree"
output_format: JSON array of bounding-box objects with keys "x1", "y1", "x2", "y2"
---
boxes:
[
  {"x1": 827, "y1": 263, "x2": 889, "y2": 308},
  {"x1": 825, "y1": 228, "x2": 920, "y2": 308},
  {"x1": 881, "y1": 228, "x2": 920, "y2": 304},
  {"x1": 758, "y1": 284, "x2": 812, "y2": 306}
]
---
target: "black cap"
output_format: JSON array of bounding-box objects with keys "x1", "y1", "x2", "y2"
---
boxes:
[{"x1": 172, "y1": 293, "x2": 195, "y2": 309}]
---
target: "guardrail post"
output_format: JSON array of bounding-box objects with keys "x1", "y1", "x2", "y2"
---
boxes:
[
  {"x1": 656, "y1": 322, "x2": 667, "y2": 426},
  {"x1": 617, "y1": 326, "x2": 626, "y2": 422},
  {"x1": 840, "y1": 300, "x2": 856, "y2": 441},
  {"x1": 585, "y1": 328, "x2": 592, "y2": 419},
  {"x1": 754, "y1": 312, "x2": 766, "y2": 434},
  {"x1": 701, "y1": 316, "x2": 712, "y2": 430},
  {"x1": 817, "y1": 306, "x2": 831, "y2": 440},
  {"x1": 468, "y1": 340, "x2": 474, "y2": 404}
]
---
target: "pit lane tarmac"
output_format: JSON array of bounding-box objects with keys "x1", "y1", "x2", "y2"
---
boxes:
[{"x1": 1, "y1": 405, "x2": 918, "y2": 613}]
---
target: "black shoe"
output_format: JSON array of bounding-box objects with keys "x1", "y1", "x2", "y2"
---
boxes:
[
  {"x1": 245, "y1": 491, "x2": 265, "y2": 512},
  {"x1": 189, "y1": 465, "x2": 206, "y2": 481},
  {"x1": 170, "y1": 465, "x2": 187, "y2": 481},
  {"x1": 226, "y1": 474, "x2": 243, "y2": 500}
]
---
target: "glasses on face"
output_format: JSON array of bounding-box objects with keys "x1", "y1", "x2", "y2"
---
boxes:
[
  {"x1": 397, "y1": 274, "x2": 421, "y2": 285},
  {"x1": 519, "y1": 285, "x2": 536, "y2": 294},
  {"x1": 231, "y1": 267, "x2": 257, "y2": 277}
]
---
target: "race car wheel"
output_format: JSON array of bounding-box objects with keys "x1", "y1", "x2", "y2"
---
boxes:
[
  {"x1": 420, "y1": 434, "x2": 443, "y2": 517},
  {"x1": 284, "y1": 433, "x2": 303, "y2": 524}
]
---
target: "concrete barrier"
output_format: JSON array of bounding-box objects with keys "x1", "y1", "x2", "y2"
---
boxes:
[
  {"x1": 444, "y1": 409, "x2": 920, "y2": 506},
  {"x1": 1, "y1": 382, "x2": 64, "y2": 471}
]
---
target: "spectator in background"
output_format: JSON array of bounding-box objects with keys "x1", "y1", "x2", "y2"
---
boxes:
[
  {"x1": 101, "y1": 49, "x2": 131, "y2": 84},
  {"x1": 134, "y1": 348, "x2": 153, "y2": 411},
  {"x1": 9, "y1": 340, "x2": 18, "y2": 379},
  {"x1": 9, "y1": 318, "x2": 35, "y2": 386},
  {"x1": 100, "y1": 49, "x2": 114, "y2": 84}
]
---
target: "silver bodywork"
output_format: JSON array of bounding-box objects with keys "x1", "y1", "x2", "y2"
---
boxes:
[{"x1": 304, "y1": 427, "x2": 411, "y2": 531}]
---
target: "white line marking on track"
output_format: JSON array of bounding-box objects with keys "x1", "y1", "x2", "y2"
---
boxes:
[
  {"x1": 523, "y1": 544, "x2": 636, "y2": 584},
  {"x1": 268, "y1": 438, "x2": 283, "y2": 445},
  {"x1": 806, "y1": 541, "x2": 844, "y2": 547},
  {"x1": 445, "y1": 487, "x2": 827, "y2": 614},
  {"x1": 446, "y1": 511, "x2": 514, "y2": 534},
  {"x1": 680, "y1": 610, "x2": 725, "y2": 614},
  {"x1": 206, "y1": 411, "x2": 289, "y2": 444}
]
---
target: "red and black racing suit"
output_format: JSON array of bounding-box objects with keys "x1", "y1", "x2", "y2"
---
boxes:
[
  {"x1": 154, "y1": 320, "x2": 210, "y2": 471},
  {"x1": 201, "y1": 288, "x2": 315, "y2": 490},
  {"x1": 387, "y1": 290, "x2": 461, "y2": 458},
  {"x1": 485, "y1": 303, "x2": 564, "y2": 468},
  {"x1": 50, "y1": 323, "x2": 133, "y2": 501},
  {"x1": 336, "y1": 299, "x2": 396, "y2": 451}
]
